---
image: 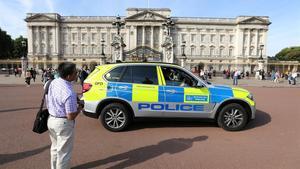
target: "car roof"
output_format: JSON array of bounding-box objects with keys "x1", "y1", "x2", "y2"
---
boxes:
[{"x1": 96, "y1": 62, "x2": 181, "y2": 68}]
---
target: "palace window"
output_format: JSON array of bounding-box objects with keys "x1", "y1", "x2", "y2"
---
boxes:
[
  {"x1": 82, "y1": 33, "x2": 87, "y2": 42},
  {"x1": 91, "y1": 33, "x2": 96, "y2": 42},
  {"x1": 145, "y1": 26, "x2": 151, "y2": 46},
  {"x1": 200, "y1": 34, "x2": 205, "y2": 43},
  {"x1": 229, "y1": 35, "x2": 234, "y2": 43},
  {"x1": 191, "y1": 34, "x2": 196, "y2": 43},
  {"x1": 191, "y1": 46, "x2": 195, "y2": 56},
  {"x1": 210, "y1": 34, "x2": 215, "y2": 43},
  {"x1": 219, "y1": 46, "x2": 224, "y2": 57},
  {"x1": 200, "y1": 46, "x2": 205, "y2": 56},
  {"x1": 229, "y1": 46, "x2": 234, "y2": 56},
  {"x1": 220, "y1": 35, "x2": 225, "y2": 43},
  {"x1": 209, "y1": 46, "x2": 215, "y2": 56}
]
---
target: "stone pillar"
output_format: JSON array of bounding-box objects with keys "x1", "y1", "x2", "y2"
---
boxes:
[
  {"x1": 37, "y1": 27, "x2": 41, "y2": 54},
  {"x1": 255, "y1": 29, "x2": 259, "y2": 55},
  {"x1": 235, "y1": 27, "x2": 244, "y2": 57},
  {"x1": 247, "y1": 29, "x2": 251, "y2": 55},
  {"x1": 27, "y1": 26, "x2": 33, "y2": 56},
  {"x1": 45, "y1": 27, "x2": 49, "y2": 55},
  {"x1": 142, "y1": 26, "x2": 145, "y2": 46},
  {"x1": 151, "y1": 26, "x2": 154, "y2": 49}
]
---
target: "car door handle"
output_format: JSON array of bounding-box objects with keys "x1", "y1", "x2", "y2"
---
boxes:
[
  {"x1": 166, "y1": 89, "x2": 176, "y2": 94},
  {"x1": 118, "y1": 86, "x2": 128, "y2": 90}
]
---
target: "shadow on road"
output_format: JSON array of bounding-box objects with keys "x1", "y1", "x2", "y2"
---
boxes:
[
  {"x1": 127, "y1": 118, "x2": 218, "y2": 131},
  {"x1": 245, "y1": 109, "x2": 271, "y2": 130},
  {"x1": 124, "y1": 109, "x2": 271, "y2": 131},
  {"x1": 0, "y1": 107, "x2": 39, "y2": 113},
  {"x1": 0, "y1": 145, "x2": 50, "y2": 165},
  {"x1": 72, "y1": 136, "x2": 208, "y2": 169}
]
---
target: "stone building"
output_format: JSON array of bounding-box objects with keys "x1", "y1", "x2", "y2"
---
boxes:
[{"x1": 25, "y1": 8, "x2": 271, "y2": 72}]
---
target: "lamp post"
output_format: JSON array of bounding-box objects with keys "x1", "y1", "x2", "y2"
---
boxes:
[
  {"x1": 100, "y1": 39, "x2": 106, "y2": 65},
  {"x1": 180, "y1": 41, "x2": 187, "y2": 67},
  {"x1": 259, "y1": 44, "x2": 264, "y2": 60},
  {"x1": 20, "y1": 40, "x2": 27, "y2": 77},
  {"x1": 112, "y1": 16, "x2": 125, "y2": 36},
  {"x1": 162, "y1": 17, "x2": 175, "y2": 36}
]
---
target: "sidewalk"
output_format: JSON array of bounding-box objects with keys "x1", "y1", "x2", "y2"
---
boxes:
[{"x1": 0, "y1": 74, "x2": 299, "y2": 88}]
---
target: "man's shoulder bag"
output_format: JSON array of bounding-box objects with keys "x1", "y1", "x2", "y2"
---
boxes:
[{"x1": 32, "y1": 80, "x2": 52, "y2": 134}]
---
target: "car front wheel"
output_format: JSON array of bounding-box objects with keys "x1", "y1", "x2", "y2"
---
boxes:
[{"x1": 217, "y1": 103, "x2": 248, "y2": 131}]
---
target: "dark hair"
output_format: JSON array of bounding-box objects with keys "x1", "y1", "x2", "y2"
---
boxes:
[{"x1": 58, "y1": 62, "x2": 76, "y2": 78}]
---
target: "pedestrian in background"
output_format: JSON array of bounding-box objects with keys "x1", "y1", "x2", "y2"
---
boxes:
[
  {"x1": 292, "y1": 71, "x2": 297, "y2": 85},
  {"x1": 46, "y1": 62, "x2": 83, "y2": 169},
  {"x1": 25, "y1": 69, "x2": 31, "y2": 87},
  {"x1": 233, "y1": 69, "x2": 240, "y2": 86}
]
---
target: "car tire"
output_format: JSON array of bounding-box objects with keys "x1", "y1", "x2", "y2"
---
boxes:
[
  {"x1": 217, "y1": 103, "x2": 248, "y2": 131},
  {"x1": 100, "y1": 103, "x2": 131, "y2": 132}
]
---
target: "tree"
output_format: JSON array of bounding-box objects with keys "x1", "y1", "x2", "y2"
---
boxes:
[
  {"x1": 13, "y1": 36, "x2": 27, "y2": 59},
  {"x1": 0, "y1": 28, "x2": 14, "y2": 59},
  {"x1": 275, "y1": 46, "x2": 300, "y2": 61}
]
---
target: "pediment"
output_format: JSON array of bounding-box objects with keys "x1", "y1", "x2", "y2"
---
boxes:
[
  {"x1": 25, "y1": 14, "x2": 58, "y2": 22},
  {"x1": 238, "y1": 17, "x2": 270, "y2": 25},
  {"x1": 126, "y1": 11, "x2": 167, "y2": 21}
]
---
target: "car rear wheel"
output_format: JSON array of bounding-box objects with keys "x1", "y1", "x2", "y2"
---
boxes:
[
  {"x1": 100, "y1": 103, "x2": 131, "y2": 132},
  {"x1": 217, "y1": 103, "x2": 248, "y2": 131}
]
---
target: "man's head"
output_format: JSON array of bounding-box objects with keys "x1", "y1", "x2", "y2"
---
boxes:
[{"x1": 58, "y1": 62, "x2": 77, "y2": 82}]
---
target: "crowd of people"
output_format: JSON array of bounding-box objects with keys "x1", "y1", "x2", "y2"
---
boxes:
[{"x1": 9, "y1": 65, "x2": 92, "y2": 87}]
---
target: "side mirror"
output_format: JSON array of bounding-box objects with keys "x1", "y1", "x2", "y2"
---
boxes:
[{"x1": 196, "y1": 81, "x2": 205, "y2": 88}]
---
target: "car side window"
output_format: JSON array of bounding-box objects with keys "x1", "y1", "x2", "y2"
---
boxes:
[
  {"x1": 131, "y1": 66, "x2": 158, "y2": 85},
  {"x1": 161, "y1": 66, "x2": 197, "y2": 87},
  {"x1": 119, "y1": 66, "x2": 132, "y2": 83},
  {"x1": 105, "y1": 66, "x2": 125, "y2": 82}
]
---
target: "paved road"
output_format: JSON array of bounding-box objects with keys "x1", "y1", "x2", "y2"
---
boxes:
[
  {"x1": 1, "y1": 74, "x2": 299, "y2": 88},
  {"x1": 0, "y1": 84, "x2": 299, "y2": 169}
]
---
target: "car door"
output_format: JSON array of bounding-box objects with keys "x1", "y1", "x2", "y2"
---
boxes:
[
  {"x1": 130, "y1": 65, "x2": 163, "y2": 117},
  {"x1": 160, "y1": 66, "x2": 212, "y2": 118}
]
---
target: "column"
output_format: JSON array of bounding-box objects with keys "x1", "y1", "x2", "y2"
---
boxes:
[
  {"x1": 159, "y1": 26, "x2": 163, "y2": 52},
  {"x1": 127, "y1": 26, "x2": 131, "y2": 50},
  {"x1": 255, "y1": 29, "x2": 259, "y2": 55},
  {"x1": 27, "y1": 26, "x2": 33, "y2": 56},
  {"x1": 142, "y1": 26, "x2": 145, "y2": 46},
  {"x1": 55, "y1": 23, "x2": 60, "y2": 55},
  {"x1": 68, "y1": 27, "x2": 72, "y2": 55},
  {"x1": 37, "y1": 26, "x2": 41, "y2": 54},
  {"x1": 77, "y1": 27, "x2": 81, "y2": 55},
  {"x1": 263, "y1": 29, "x2": 268, "y2": 58},
  {"x1": 45, "y1": 27, "x2": 49, "y2": 54},
  {"x1": 235, "y1": 27, "x2": 243, "y2": 58},
  {"x1": 247, "y1": 29, "x2": 251, "y2": 56},
  {"x1": 151, "y1": 26, "x2": 154, "y2": 49}
]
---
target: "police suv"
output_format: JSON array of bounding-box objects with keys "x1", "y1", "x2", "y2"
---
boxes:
[{"x1": 82, "y1": 62, "x2": 255, "y2": 132}]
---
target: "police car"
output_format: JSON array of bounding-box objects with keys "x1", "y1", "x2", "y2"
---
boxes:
[{"x1": 82, "y1": 62, "x2": 255, "y2": 132}]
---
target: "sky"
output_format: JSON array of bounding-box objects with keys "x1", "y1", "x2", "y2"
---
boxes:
[{"x1": 0, "y1": 0, "x2": 299, "y2": 56}]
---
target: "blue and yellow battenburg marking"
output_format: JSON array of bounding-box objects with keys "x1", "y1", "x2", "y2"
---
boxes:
[{"x1": 105, "y1": 82, "x2": 239, "y2": 112}]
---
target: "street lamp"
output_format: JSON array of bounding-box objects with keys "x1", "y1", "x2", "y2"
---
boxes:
[
  {"x1": 180, "y1": 41, "x2": 187, "y2": 67},
  {"x1": 162, "y1": 17, "x2": 175, "y2": 36},
  {"x1": 100, "y1": 39, "x2": 106, "y2": 65},
  {"x1": 259, "y1": 44, "x2": 264, "y2": 60},
  {"x1": 112, "y1": 15, "x2": 125, "y2": 35},
  {"x1": 20, "y1": 40, "x2": 27, "y2": 77}
]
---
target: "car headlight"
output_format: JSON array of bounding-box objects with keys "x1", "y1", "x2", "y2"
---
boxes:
[{"x1": 247, "y1": 93, "x2": 254, "y2": 101}]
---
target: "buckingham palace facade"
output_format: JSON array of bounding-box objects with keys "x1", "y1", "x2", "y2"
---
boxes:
[{"x1": 25, "y1": 8, "x2": 271, "y2": 72}]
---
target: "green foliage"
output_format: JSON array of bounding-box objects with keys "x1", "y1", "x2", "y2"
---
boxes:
[
  {"x1": 0, "y1": 28, "x2": 27, "y2": 59},
  {"x1": 275, "y1": 46, "x2": 300, "y2": 61},
  {"x1": 13, "y1": 36, "x2": 27, "y2": 59},
  {"x1": 0, "y1": 28, "x2": 14, "y2": 59}
]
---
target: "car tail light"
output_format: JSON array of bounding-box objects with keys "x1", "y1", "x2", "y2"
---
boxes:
[{"x1": 82, "y1": 83, "x2": 92, "y2": 93}]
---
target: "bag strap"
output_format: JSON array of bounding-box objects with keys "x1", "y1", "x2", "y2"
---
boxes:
[{"x1": 39, "y1": 80, "x2": 53, "y2": 111}]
